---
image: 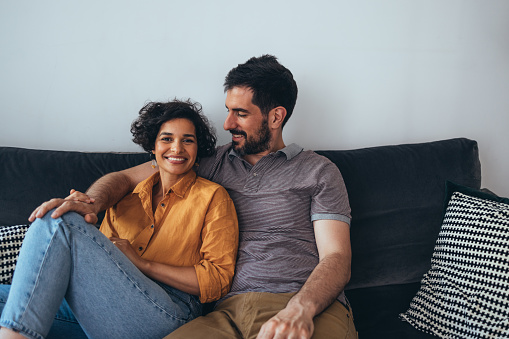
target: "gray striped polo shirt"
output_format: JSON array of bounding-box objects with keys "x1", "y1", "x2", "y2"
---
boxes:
[{"x1": 198, "y1": 143, "x2": 351, "y2": 305}]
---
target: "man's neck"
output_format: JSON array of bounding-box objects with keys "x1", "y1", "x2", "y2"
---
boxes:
[{"x1": 242, "y1": 139, "x2": 286, "y2": 166}]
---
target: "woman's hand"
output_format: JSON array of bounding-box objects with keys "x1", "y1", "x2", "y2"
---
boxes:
[
  {"x1": 110, "y1": 237, "x2": 146, "y2": 269},
  {"x1": 29, "y1": 189, "x2": 99, "y2": 224},
  {"x1": 109, "y1": 237, "x2": 201, "y2": 296}
]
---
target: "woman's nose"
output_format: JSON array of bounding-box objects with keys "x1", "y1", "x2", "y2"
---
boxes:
[{"x1": 172, "y1": 143, "x2": 183, "y2": 153}]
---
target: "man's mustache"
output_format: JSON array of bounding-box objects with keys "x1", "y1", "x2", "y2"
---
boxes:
[{"x1": 229, "y1": 129, "x2": 247, "y2": 138}]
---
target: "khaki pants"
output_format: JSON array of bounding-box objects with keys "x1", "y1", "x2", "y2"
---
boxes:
[{"x1": 166, "y1": 292, "x2": 358, "y2": 339}]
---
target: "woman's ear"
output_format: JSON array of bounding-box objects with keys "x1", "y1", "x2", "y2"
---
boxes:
[{"x1": 269, "y1": 106, "x2": 287, "y2": 129}]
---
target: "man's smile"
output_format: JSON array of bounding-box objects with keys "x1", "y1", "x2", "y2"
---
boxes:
[{"x1": 230, "y1": 129, "x2": 247, "y2": 141}]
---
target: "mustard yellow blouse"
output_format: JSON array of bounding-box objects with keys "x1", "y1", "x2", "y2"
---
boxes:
[{"x1": 100, "y1": 170, "x2": 238, "y2": 303}]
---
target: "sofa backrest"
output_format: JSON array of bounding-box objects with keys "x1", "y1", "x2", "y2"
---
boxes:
[
  {"x1": 316, "y1": 137, "x2": 481, "y2": 290},
  {"x1": 0, "y1": 147, "x2": 148, "y2": 226},
  {"x1": 1, "y1": 138, "x2": 482, "y2": 291}
]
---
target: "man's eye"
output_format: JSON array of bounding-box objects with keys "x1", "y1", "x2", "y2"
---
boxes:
[
  {"x1": 237, "y1": 112, "x2": 247, "y2": 118},
  {"x1": 184, "y1": 139, "x2": 195, "y2": 143}
]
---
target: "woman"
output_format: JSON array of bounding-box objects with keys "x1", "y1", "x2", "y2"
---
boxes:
[{"x1": 0, "y1": 99, "x2": 238, "y2": 339}]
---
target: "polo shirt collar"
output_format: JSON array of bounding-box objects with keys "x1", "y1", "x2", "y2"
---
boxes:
[
  {"x1": 228, "y1": 143, "x2": 303, "y2": 161},
  {"x1": 133, "y1": 169, "x2": 197, "y2": 199}
]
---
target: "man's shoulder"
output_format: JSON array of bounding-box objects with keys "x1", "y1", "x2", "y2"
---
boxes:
[
  {"x1": 289, "y1": 149, "x2": 344, "y2": 185},
  {"x1": 292, "y1": 149, "x2": 336, "y2": 167},
  {"x1": 194, "y1": 175, "x2": 229, "y2": 195},
  {"x1": 216, "y1": 144, "x2": 233, "y2": 156},
  {"x1": 202, "y1": 144, "x2": 231, "y2": 162},
  {"x1": 197, "y1": 144, "x2": 232, "y2": 180}
]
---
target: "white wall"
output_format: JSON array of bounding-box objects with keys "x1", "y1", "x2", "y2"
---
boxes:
[{"x1": 1, "y1": 0, "x2": 508, "y2": 196}]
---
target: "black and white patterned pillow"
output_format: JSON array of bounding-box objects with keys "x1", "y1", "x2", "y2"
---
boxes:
[
  {"x1": 0, "y1": 224, "x2": 29, "y2": 284},
  {"x1": 400, "y1": 182, "x2": 509, "y2": 338}
]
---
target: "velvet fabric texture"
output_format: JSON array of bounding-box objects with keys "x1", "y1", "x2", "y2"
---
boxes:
[
  {"x1": 0, "y1": 147, "x2": 148, "y2": 226},
  {"x1": 316, "y1": 138, "x2": 481, "y2": 290},
  {"x1": 316, "y1": 138, "x2": 481, "y2": 337}
]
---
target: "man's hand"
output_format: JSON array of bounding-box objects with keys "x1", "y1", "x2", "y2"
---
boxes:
[
  {"x1": 257, "y1": 303, "x2": 315, "y2": 339},
  {"x1": 68, "y1": 189, "x2": 95, "y2": 203},
  {"x1": 257, "y1": 220, "x2": 351, "y2": 339},
  {"x1": 29, "y1": 189, "x2": 99, "y2": 224}
]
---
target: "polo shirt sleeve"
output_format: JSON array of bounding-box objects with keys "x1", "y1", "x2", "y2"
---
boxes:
[
  {"x1": 310, "y1": 161, "x2": 351, "y2": 225},
  {"x1": 194, "y1": 187, "x2": 239, "y2": 303}
]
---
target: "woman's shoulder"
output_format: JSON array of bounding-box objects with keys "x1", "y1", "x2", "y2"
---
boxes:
[
  {"x1": 194, "y1": 175, "x2": 230, "y2": 196},
  {"x1": 192, "y1": 176, "x2": 234, "y2": 213}
]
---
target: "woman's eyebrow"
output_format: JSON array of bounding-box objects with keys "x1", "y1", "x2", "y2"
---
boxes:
[{"x1": 159, "y1": 132, "x2": 196, "y2": 138}]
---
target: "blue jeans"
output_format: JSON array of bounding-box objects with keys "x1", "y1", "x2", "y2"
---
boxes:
[{"x1": 0, "y1": 211, "x2": 202, "y2": 339}]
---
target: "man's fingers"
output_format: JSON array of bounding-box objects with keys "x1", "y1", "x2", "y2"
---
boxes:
[
  {"x1": 84, "y1": 213, "x2": 98, "y2": 225},
  {"x1": 67, "y1": 189, "x2": 95, "y2": 203},
  {"x1": 51, "y1": 200, "x2": 96, "y2": 219},
  {"x1": 257, "y1": 315, "x2": 312, "y2": 339},
  {"x1": 28, "y1": 207, "x2": 40, "y2": 222},
  {"x1": 28, "y1": 199, "x2": 98, "y2": 224},
  {"x1": 28, "y1": 198, "x2": 65, "y2": 221},
  {"x1": 257, "y1": 319, "x2": 278, "y2": 339},
  {"x1": 28, "y1": 192, "x2": 98, "y2": 223}
]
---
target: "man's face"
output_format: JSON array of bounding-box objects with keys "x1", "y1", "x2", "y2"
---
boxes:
[{"x1": 224, "y1": 87, "x2": 271, "y2": 156}]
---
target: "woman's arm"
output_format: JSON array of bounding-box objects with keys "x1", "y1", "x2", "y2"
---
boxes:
[
  {"x1": 121, "y1": 190, "x2": 238, "y2": 302},
  {"x1": 110, "y1": 237, "x2": 201, "y2": 296},
  {"x1": 29, "y1": 161, "x2": 157, "y2": 224},
  {"x1": 109, "y1": 191, "x2": 238, "y2": 300},
  {"x1": 192, "y1": 194, "x2": 239, "y2": 303}
]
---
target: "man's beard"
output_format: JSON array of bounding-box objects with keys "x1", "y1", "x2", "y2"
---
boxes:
[{"x1": 231, "y1": 118, "x2": 271, "y2": 156}]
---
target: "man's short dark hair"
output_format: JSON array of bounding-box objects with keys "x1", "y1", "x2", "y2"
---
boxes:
[
  {"x1": 223, "y1": 55, "x2": 298, "y2": 127},
  {"x1": 131, "y1": 99, "x2": 216, "y2": 161}
]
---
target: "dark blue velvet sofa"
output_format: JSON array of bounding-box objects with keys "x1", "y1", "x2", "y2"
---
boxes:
[{"x1": 0, "y1": 138, "x2": 483, "y2": 338}]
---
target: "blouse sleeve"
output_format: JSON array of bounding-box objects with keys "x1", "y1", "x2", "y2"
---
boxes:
[
  {"x1": 99, "y1": 207, "x2": 120, "y2": 238},
  {"x1": 194, "y1": 187, "x2": 239, "y2": 303}
]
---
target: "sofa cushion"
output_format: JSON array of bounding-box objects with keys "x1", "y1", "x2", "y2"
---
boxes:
[
  {"x1": 400, "y1": 181, "x2": 509, "y2": 337},
  {"x1": 0, "y1": 147, "x2": 148, "y2": 226},
  {"x1": 316, "y1": 138, "x2": 481, "y2": 290},
  {"x1": 0, "y1": 224, "x2": 29, "y2": 283},
  {"x1": 345, "y1": 282, "x2": 436, "y2": 338}
]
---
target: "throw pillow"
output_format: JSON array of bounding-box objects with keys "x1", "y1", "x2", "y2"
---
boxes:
[
  {"x1": 400, "y1": 181, "x2": 509, "y2": 338},
  {"x1": 0, "y1": 224, "x2": 29, "y2": 284}
]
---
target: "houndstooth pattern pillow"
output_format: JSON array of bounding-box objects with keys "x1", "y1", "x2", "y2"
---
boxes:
[
  {"x1": 0, "y1": 224, "x2": 29, "y2": 284},
  {"x1": 400, "y1": 189, "x2": 509, "y2": 338}
]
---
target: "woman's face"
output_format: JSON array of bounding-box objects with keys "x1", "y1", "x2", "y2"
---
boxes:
[{"x1": 153, "y1": 118, "x2": 198, "y2": 182}]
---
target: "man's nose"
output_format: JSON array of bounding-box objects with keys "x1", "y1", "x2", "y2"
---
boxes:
[{"x1": 223, "y1": 112, "x2": 236, "y2": 131}]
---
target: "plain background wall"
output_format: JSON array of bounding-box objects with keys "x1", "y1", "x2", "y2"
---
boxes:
[{"x1": 1, "y1": 1, "x2": 508, "y2": 197}]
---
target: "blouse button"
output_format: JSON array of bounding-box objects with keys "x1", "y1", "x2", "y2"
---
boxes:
[
  {"x1": 138, "y1": 246, "x2": 143, "y2": 251},
  {"x1": 150, "y1": 225, "x2": 154, "y2": 228},
  {"x1": 161, "y1": 203, "x2": 165, "y2": 207}
]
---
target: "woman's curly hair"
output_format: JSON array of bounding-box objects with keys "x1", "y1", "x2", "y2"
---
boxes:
[{"x1": 131, "y1": 99, "x2": 217, "y2": 161}]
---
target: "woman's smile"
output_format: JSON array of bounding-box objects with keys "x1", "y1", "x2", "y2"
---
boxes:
[{"x1": 153, "y1": 118, "x2": 198, "y2": 188}]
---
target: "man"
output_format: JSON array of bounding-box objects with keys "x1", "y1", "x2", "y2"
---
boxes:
[{"x1": 32, "y1": 55, "x2": 357, "y2": 338}]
